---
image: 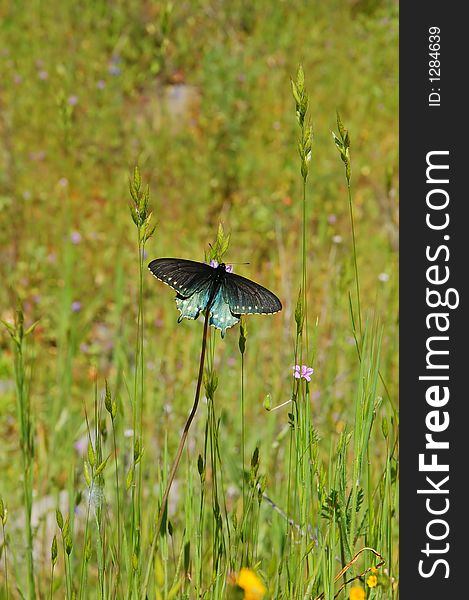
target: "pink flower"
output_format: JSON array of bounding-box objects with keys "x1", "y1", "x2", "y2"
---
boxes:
[{"x1": 293, "y1": 365, "x2": 314, "y2": 382}]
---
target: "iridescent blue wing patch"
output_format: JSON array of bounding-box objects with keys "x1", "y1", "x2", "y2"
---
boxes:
[
  {"x1": 175, "y1": 286, "x2": 212, "y2": 322},
  {"x1": 208, "y1": 288, "x2": 240, "y2": 337}
]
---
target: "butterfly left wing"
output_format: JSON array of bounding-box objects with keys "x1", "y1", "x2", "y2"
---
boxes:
[
  {"x1": 222, "y1": 271, "x2": 282, "y2": 316},
  {"x1": 148, "y1": 258, "x2": 215, "y2": 297}
]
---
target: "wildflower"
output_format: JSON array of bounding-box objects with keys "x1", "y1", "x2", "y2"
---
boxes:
[
  {"x1": 38, "y1": 70, "x2": 48, "y2": 80},
  {"x1": 29, "y1": 150, "x2": 46, "y2": 161},
  {"x1": 367, "y1": 574, "x2": 378, "y2": 588},
  {"x1": 70, "y1": 231, "x2": 82, "y2": 244},
  {"x1": 349, "y1": 586, "x2": 366, "y2": 600},
  {"x1": 378, "y1": 272, "x2": 389, "y2": 282},
  {"x1": 293, "y1": 365, "x2": 314, "y2": 382},
  {"x1": 236, "y1": 568, "x2": 266, "y2": 600},
  {"x1": 96, "y1": 79, "x2": 106, "y2": 90},
  {"x1": 68, "y1": 95, "x2": 78, "y2": 106},
  {"x1": 208, "y1": 259, "x2": 233, "y2": 272},
  {"x1": 370, "y1": 566, "x2": 378, "y2": 574},
  {"x1": 108, "y1": 64, "x2": 121, "y2": 76},
  {"x1": 71, "y1": 301, "x2": 81, "y2": 313},
  {"x1": 74, "y1": 435, "x2": 88, "y2": 456}
]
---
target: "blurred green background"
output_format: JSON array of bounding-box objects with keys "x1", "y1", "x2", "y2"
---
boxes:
[{"x1": 0, "y1": 0, "x2": 398, "y2": 596}]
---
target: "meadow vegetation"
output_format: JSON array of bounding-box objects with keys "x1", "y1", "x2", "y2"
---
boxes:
[{"x1": 0, "y1": 1, "x2": 398, "y2": 598}]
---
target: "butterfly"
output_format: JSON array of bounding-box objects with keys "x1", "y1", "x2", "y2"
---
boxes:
[{"x1": 148, "y1": 258, "x2": 282, "y2": 337}]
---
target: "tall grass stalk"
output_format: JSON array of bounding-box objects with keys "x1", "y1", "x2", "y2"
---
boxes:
[
  {"x1": 205, "y1": 359, "x2": 230, "y2": 589},
  {"x1": 49, "y1": 534, "x2": 57, "y2": 600},
  {"x1": 349, "y1": 323, "x2": 382, "y2": 559},
  {"x1": 1, "y1": 309, "x2": 36, "y2": 599},
  {"x1": 1, "y1": 497, "x2": 9, "y2": 600},
  {"x1": 128, "y1": 166, "x2": 155, "y2": 590},
  {"x1": 289, "y1": 65, "x2": 315, "y2": 597},
  {"x1": 104, "y1": 381, "x2": 121, "y2": 588},
  {"x1": 333, "y1": 113, "x2": 362, "y2": 341},
  {"x1": 56, "y1": 508, "x2": 73, "y2": 599}
]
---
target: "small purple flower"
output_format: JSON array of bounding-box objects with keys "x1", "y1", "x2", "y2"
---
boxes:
[
  {"x1": 38, "y1": 70, "x2": 48, "y2": 80},
  {"x1": 74, "y1": 435, "x2": 88, "y2": 456},
  {"x1": 96, "y1": 79, "x2": 106, "y2": 90},
  {"x1": 108, "y1": 65, "x2": 121, "y2": 76},
  {"x1": 71, "y1": 301, "x2": 82, "y2": 313},
  {"x1": 68, "y1": 95, "x2": 78, "y2": 106},
  {"x1": 208, "y1": 259, "x2": 233, "y2": 272},
  {"x1": 293, "y1": 365, "x2": 314, "y2": 382},
  {"x1": 29, "y1": 150, "x2": 46, "y2": 161},
  {"x1": 70, "y1": 231, "x2": 81, "y2": 244},
  {"x1": 14, "y1": 74, "x2": 23, "y2": 85}
]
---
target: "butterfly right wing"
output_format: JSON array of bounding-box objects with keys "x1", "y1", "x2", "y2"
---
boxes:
[
  {"x1": 222, "y1": 271, "x2": 282, "y2": 316},
  {"x1": 148, "y1": 258, "x2": 215, "y2": 321}
]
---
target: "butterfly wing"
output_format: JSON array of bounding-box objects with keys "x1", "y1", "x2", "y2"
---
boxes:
[
  {"x1": 148, "y1": 258, "x2": 215, "y2": 297},
  {"x1": 208, "y1": 288, "x2": 240, "y2": 337},
  {"x1": 148, "y1": 258, "x2": 215, "y2": 322},
  {"x1": 222, "y1": 272, "x2": 282, "y2": 316}
]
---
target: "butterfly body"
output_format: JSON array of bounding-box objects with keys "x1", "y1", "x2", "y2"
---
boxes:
[{"x1": 148, "y1": 258, "x2": 282, "y2": 337}]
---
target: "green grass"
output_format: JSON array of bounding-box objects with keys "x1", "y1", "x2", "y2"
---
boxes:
[{"x1": 0, "y1": 1, "x2": 398, "y2": 598}]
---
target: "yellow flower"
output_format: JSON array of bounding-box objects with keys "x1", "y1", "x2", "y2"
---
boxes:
[
  {"x1": 349, "y1": 586, "x2": 366, "y2": 600},
  {"x1": 367, "y1": 574, "x2": 378, "y2": 588},
  {"x1": 237, "y1": 568, "x2": 266, "y2": 600},
  {"x1": 370, "y1": 566, "x2": 378, "y2": 574}
]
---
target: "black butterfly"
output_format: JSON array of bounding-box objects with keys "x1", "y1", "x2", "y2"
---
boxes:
[{"x1": 148, "y1": 258, "x2": 282, "y2": 337}]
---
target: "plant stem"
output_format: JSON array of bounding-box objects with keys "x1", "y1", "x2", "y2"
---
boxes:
[
  {"x1": 347, "y1": 180, "x2": 362, "y2": 337},
  {"x1": 240, "y1": 349, "x2": 245, "y2": 535},
  {"x1": 14, "y1": 340, "x2": 36, "y2": 599},
  {"x1": 111, "y1": 421, "x2": 122, "y2": 587},
  {"x1": 49, "y1": 563, "x2": 54, "y2": 600},
  {"x1": 2, "y1": 521, "x2": 9, "y2": 600},
  {"x1": 302, "y1": 166, "x2": 309, "y2": 354},
  {"x1": 141, "y1": 308, "x2": 211, "y2": 599}
]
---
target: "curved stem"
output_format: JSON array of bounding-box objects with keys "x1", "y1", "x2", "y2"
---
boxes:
[{"x1": 141, "y1": 309, "x2": 211, "y2": 598}]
